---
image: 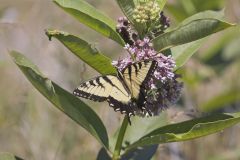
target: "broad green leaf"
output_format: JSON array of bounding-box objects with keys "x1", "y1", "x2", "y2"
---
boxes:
[
  {"x1": 125, "y1": 112, "x2": 240, "y2": 152},
  {"x1": 120, "y1": 115, "x2": 166, "y2": 158},
  {"x1": 54, "y1": 0, "x2": 124, "y2": 46},
  {"x1": 181, "y1": 10, "x2": 225, "y2": 25},
  {"x1": 46, "y1": 29, "x2": 116, "y2": 75},
  {"x1": 96, "y1": 146, "x2": 158, "y2": 160},
  {"x1": 109, "y1": 114, "x2": 167, "y2": 156},
  {"x1": 96, "y1": 148, "x2": 111, "y2": 160},
  {"x1": 156, "y1": 0, "x2": 167, "y2": 11},
  {"x1": 169, "y1": 10, "x2": 229, "y2": 69},
  {"x1": 0, "y1": 153, "x2": 23, "y2": 160},
  {"x1": 122, "y1": 145, "x2": 158, "y2": 160},
  {"x1": 152, "y1": 19, "x2": 234, "y2": 51},
  {"x1": 115, "y1": 0, "x2": 135, "y2": 24},
  {"x1": 200, "y1": 90, "x2": 240, "y2": 112},
  {"x1": 9, "y1": 51, "x2": 109, "y2": 149},
  {"x1": 172, "y1": 39, "x2": 205, "y2": 70},
  {"x1": 123, "y1": 113, "x2": 167, "y2": 145}
]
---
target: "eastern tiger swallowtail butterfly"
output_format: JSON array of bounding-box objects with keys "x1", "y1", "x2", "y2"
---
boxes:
[{"x1": 73, "y1": 60, "x2": 158, "y2": 124}]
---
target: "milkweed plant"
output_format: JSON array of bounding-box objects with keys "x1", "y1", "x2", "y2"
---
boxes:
[{"x1": 7, "y1": 0, "x2": 240, "y2": 160}]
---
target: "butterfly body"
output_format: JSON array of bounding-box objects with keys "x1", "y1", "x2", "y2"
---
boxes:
[{"x1": 73, "y1": 60, "x2": 158, "y2": 122}]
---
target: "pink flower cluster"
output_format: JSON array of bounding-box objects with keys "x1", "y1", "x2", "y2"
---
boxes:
[
  {"x1": 113, "y1": 37, "x2": 176, "y2": 84},
  {"x1": 113, "y1": 17, "x2": 183, "y2": 116}
]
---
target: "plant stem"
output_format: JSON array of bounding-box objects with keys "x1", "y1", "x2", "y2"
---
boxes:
[{"x1": 112, "y1": 116, "x2": 129, "y2": 160}]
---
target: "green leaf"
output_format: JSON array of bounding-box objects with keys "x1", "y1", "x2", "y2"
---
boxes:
[
  {"x1": 9, "y1": 51, "x2": 109, "y2": 149},
  {"x1": 0, "y1": 153, "x2": 23, "y2": 160},
  {"x1": 118, "y1": 114, "x2": 166, "y2": 157},
  {"x1": 54, "y1": 0, "x2": 124, "y2": 46},
  {"x1": 115, "y1": 0, "x2": 135, "y2": 24},
  {"x1": 152, "y1": 19, "x2": 234, "y2": 51},
  {"x1": 181, "y1": 10, "x2": 225, "y2": 25},
  {"x1": 125, "y1": 112, "x2": 240, "y2": 152},
  {"x1": 156, "y1": 0, "x2": 167, "y2": 11},
  {"x1": 96, "y1": 146, "x2": 158, "y2": 160},
  {"x1": 96, "y1": 148, "x2": 111, "y2": 160},
  {"x1": 172, "y1": 39, "x2": 205, "y2": 70},
  {"x1": 169, "y1": 10, "x2": 229, "y2": 70},
  {"x1": 109, "y1": 114, "x2": 167, "y2": 158},
  {"x1": 122, "y1": 145, "x2": 158, "y2": 160},
  {"x1": 200, "y1": 90, "x2": 240, "y2": 112},
  {"x1": 123, "y1": 113, "x2": 167, "y2": 145},
  {"x1": 46, "y1": 29, "x2": 116, "y2": 75}
]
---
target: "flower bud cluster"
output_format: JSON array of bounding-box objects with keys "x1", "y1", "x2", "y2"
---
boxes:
[{"x1": 133, "y1": 1, "x2": 161, "y2": 23}]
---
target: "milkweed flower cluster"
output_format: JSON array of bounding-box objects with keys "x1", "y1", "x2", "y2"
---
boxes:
[
  {"x1": 112, "y1": 38, "x2": 183, "y2": 116},
  {"x1": 113, "y1": 13, "x2": 183, "y2": 116}
]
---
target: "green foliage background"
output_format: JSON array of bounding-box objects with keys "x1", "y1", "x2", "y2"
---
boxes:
[{"x1": 0, "y1": 0, "x2": 240, "y2": 160}]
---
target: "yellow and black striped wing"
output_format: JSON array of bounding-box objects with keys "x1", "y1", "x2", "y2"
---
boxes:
[
  {"x1": 73, "y1": 75, "x2": 138, "y2": 116},
  {"x1": 122, "y1": 60, "x2": 158, "y2": 108}
]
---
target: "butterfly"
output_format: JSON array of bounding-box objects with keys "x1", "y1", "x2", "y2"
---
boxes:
[{"x1": 73, "y1": 60, "x2": 158, "y2": 124}]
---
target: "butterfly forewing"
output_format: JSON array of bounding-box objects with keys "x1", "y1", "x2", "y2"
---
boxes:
[
  {"x1": 122, "y1": 60, "x2": 157, "y2": 99},
  {"x1": 73, "y1": 75, "x2": 137, "y2": 115}
]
